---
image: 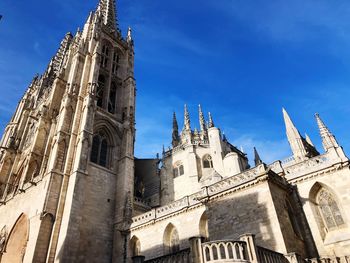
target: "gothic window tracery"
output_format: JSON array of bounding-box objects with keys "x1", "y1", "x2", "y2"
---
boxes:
[
  {"x1": 173, "y1": 162, "x2": 184, "y2": 178},
  {"x1": 108, "y1": 82, "x2": 117, "y2": 114},
  {"x1": 203, "y1": 154, "x2": 213, "y2": 168},
  {"x1": 97, "y1": 75, "x2": 105, "y2": 108},
  {"x1": 112, "y1": 52, "x2": 119, "y2": 74},
  {"x1": 90, "y1": 132, "x2": 109, "y2": 167},
  {"x1": 101, "y1": 45, "x2": 109, "y2": 68},
  {"x1": 317, "y1": 189, "x2": 345, "y2": 231}
]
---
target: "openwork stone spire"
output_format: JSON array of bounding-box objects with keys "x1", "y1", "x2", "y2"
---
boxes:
[
  {"x1": 315, "y1": 113, "x2": 339, "y2": 151},
  {"x1": 208, "y1": 112, "x2": 214, "y2": 128},
  {"x1": 184, "y1": 104, "x2": 191, "y2": 131},
  {"x1": 198, "y1": 104, "x2": 206, "y2": 132},
  {"x1": 97, "y1": 0, "x2": 118, "y2": 30}
]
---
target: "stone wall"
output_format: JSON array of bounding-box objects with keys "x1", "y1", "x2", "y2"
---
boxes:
[{"x1": 0, "y1": 177, "x2": 50, "y2": 262}]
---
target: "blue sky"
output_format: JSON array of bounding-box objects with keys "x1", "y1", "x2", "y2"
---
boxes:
[{"x1": 0, "y1": 0, "x2": 349, "y2": 165}]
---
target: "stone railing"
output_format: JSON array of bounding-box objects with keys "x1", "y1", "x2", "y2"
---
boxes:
[
  {"x1": 282, "y1": 156, "x2": 296, "y2": 166},
  {"x1": 131, "y1": 165, "x2": 267, "y2": 228},
  {"x1": 257, "y1": 246, "x2": 289, "y2": 263},
  {"x1": 283, "y1": 154, "x2": 332, "y2": 180},
  {"x1": 202, "y1": 240, "x2": 248, "y2": 262},
  {"x1": 306, "y1": 256, "x2": 350, "y2": 263},
  {"x1": 144, "y1": 248, "x2": 191, "y2": 263}
]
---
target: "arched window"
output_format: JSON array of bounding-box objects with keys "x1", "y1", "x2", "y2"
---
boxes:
[
  {"x1": 101, "y1": 45, "x2": 109, "y2": 68},
  {"x1": 130, "y1": 236, "x2": 141, "y2": 257},
  {"x1": 173, "y1": 162, "x2": 184, "y2": 178},
  {"x1": 108, "y1": 82, "x2": 117, "y2": 114},
  {"x1": 97, "y1": 75, "x2": 105, "y2": 108},
  {"x1": 199, "y1": 212, "x2": 209, "y2": 241},
  {"x1": 203, "y1": 155, "x2": 213, "y2": 168},
  {"x1": 112, "y1": 52, "x2": 119, "y2": 74},
  {"x1": 317, "y1": 189, "x2": 345, "y2": 231},
  {"x1": 163, "y1": 223, "x2": 180, "y2": 254},
  {"x1": 170, "y1": 228, "x2": 180, "y2": 253},
  {"x1": 90, "y1": 132, "x2": 109, "y2": 167}
]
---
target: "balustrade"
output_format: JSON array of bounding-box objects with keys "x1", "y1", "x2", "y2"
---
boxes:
[{"x1": 202, "y1": 240, "x2": 249, "y2": 262}]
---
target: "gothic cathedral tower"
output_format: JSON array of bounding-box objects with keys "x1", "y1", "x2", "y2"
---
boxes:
[{"x1": 0, "y1": 0, "x2": 135, "y2": 262}]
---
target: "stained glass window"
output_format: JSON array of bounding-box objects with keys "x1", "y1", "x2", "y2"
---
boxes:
[
  {"x1": 317, "y1": 189, "x2": 345, "y2": 230},
  {"x1": 90, "y1": 133, "x2": 109, "y2": 167}
]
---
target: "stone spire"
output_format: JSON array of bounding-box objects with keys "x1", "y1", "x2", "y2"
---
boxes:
[
  {"x1": 208, "y1": 112, "x2": 214, "y2": 128},
  {"x1": 184, "y1": 104, "x2": 191, "y2": 131},
  {"x1": 198, "y1": 105, "x2": 206, "y2": 132},
  {"x1": 282, "y1": 108, "x2": 308, "y2": 160},
  {"x1": 97, "y1": 0, "x2": 118, "y2": 30},
  {"x1": 172, "y1": 112, "x2": 179, "y2": 147},
  {"x1": 305, "y1": 133, "x2": 315, "y2": 147},
  {"x1": 315, "y1": 113, "x2": 339, "y2": 151},
  {"x1": 254, "y1": 147, "x2": 263, "y2": 166}
]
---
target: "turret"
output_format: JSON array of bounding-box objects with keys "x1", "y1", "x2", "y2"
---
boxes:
[{"x1": 207, "y1": 113, "x2": 225, "y2": 175}]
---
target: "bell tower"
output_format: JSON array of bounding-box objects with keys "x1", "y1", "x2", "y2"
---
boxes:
[{"x1": 0, "y1": 0, "x2": 136, "y2": 261}]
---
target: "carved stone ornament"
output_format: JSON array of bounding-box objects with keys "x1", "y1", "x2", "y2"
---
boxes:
[{"x1": 0, "y1": 226, "x2": 7, "y2": 253}]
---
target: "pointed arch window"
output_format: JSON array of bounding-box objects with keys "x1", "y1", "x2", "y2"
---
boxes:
[
  {"x1": 173, "y1": 162, "x2": 184, "y2": 178},
  {"x1": 101, "y1": 45, "x2": 109, "y2": 68},
  {"x1": 112, "y1": 52, "x2": 119, "y2": 74},
  {"x1": 169, "y1": 228, "x2": 180, "y2": 253},
  {"x1": 163, "y1": 224, "x2": 180, "y2": 255},
  {"x1": 203, "y1": 154, "x2": 213, "y2": 168},
  {"x1": 108, "y1": 82, "x2": 117, "y2": 114},
  {"x1": 317, "y1": 189, "x2": 345, "y2": 230},
  {"x1": 90, "y1": 132, "x2": 109, "y2": 167},
  {"x1": 97, "y1": 75, "x2": 105, "y2": 108}
]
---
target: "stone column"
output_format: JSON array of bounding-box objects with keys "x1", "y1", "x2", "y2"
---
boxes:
[
  {"x1": 189, "y1": 236, "x2": 204, "y2": 263},
  {"x1": 239, "y1": 233, "x2": 259, "y2": 263}
]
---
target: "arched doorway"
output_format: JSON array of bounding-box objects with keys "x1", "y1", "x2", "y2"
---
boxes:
[{"x1": 2, "y1": 213, "x2": 29, "y2": 263}]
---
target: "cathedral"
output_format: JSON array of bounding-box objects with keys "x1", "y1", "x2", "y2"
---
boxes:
[{"x1": 0, "y1": 1, "x2": 349, "y2": 263}]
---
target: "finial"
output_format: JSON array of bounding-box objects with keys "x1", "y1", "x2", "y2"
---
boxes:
[
  {"x1": 184, "y1": 104, "x2": 191, "y2": 131},
  {"x1": 162, "y1": 145, "x2": 165, "y2": 155},
  {"x1": 254, "y1": 147, "x2": 263, "y2": 166},
  {"x1": 127, "y1": 26, "x2": 133, "y2": 43},
  {"x1": 208, "y1": 112, "x2": 214, "y2": 128}
]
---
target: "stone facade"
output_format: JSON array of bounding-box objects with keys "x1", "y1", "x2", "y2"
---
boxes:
[{"x1": 0, "y1": 1, "x2": 350, "y2": 263}]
